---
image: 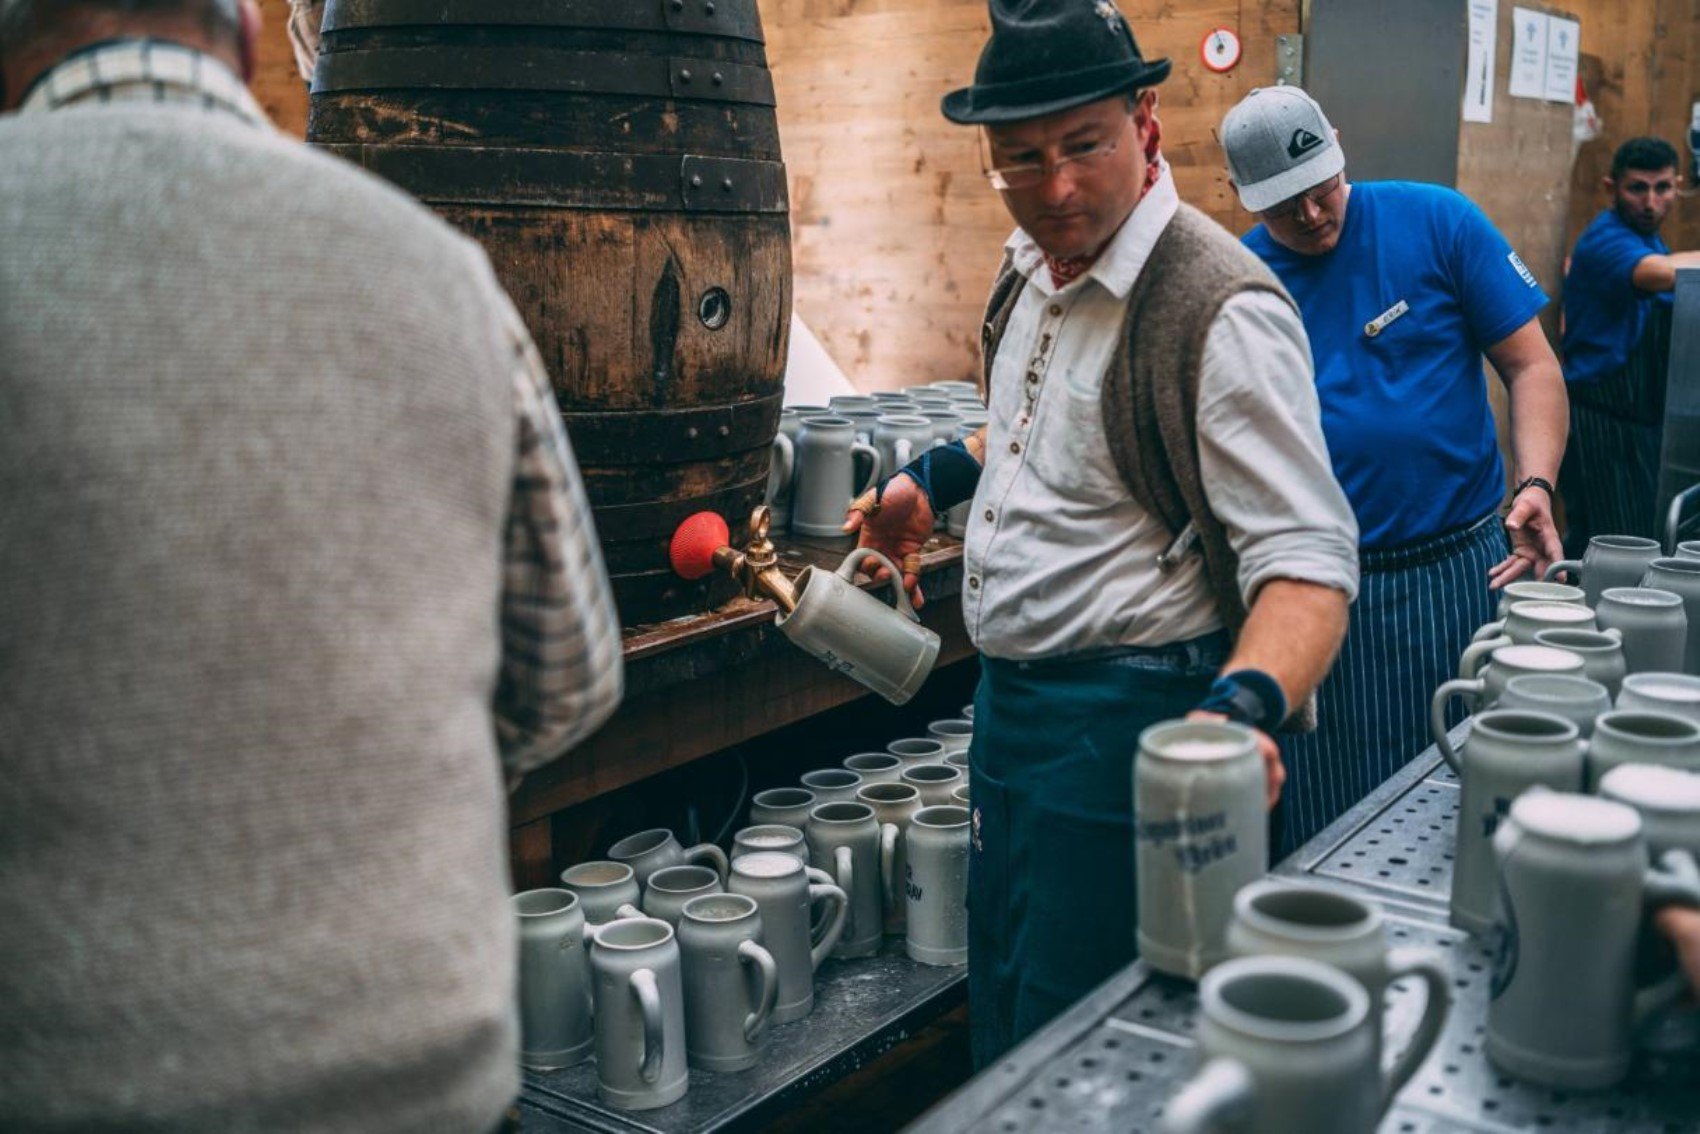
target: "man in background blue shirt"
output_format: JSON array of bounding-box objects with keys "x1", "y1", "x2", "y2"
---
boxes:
[
  {"x1": 1222, "y1": 87, "x2": 1569, "y2": 855},
  {"x1": 1560, "y1": 136, "x2": 1699, "y2": 544}
]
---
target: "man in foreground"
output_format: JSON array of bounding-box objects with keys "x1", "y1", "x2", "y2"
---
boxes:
[
  {"x1": 1225, "y1": 86, "x2": 1569, "y2": 856},
  {"x1": 0, "y1": 1, "x2": 623, "y2": 1127},
  {"x1": 847, "y1": 0, "x2": 1358, "y2": 1065}
]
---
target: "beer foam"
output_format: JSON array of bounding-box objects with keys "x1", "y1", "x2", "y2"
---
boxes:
[
  {"x1": 1512, "y1": 791, "x2": 1641, "y2": 844},
  {"x1": 1625, "y1": 676, "x2": 1700, "y2": 702},
  {"x1": 1600, "y1": 764, "x2": 1700, "y2": 811},
  {"x1": 1161, "y1": 739, "x2": 1248, "y2": 759}
]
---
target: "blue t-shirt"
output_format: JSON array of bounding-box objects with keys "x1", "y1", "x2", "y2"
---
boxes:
[
  {"x1": 1561, "y1": 208, "x2": 1671, "y2": 386},
  {"x1": 1243, "y1": 182, "x2": 1548, "y2": 550}
]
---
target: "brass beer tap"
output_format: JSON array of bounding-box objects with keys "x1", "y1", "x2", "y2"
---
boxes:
[{"x1": 713, "y1": 506, "x2": 799, "y2": 614}]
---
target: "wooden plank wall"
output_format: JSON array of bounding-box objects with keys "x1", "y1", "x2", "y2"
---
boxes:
[
  {"x1": 767, "y1": 0, "x2": 1302, "y2": 390},
  {"x1": 1565, "y1": 0, "x2": 1700, "y2": 254}
]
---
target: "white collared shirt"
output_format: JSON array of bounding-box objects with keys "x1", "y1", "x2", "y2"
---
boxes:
[{"x1": 961, "y1": 165, "x2": 1360, "y2": 660}]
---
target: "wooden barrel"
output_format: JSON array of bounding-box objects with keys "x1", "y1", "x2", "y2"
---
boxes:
[{"x1": 307, "y1": 0, "x2": 791, "y2": 624}]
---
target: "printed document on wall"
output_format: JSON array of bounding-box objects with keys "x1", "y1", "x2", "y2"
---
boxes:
[
  {"x1": 1544, "y1": 16, "x2": 1579, "y2": 103},
  {"x1": 1509, "y1": 7, "x2": 1548, "y2": 100},
  {"x1": 1464, "y1": 0, "x2": 1498, "y2": 123}
]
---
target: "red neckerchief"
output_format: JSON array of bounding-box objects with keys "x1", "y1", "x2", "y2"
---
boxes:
[{"x1": 1042, "y1": 122, "x2": 1165, "y2": 289}]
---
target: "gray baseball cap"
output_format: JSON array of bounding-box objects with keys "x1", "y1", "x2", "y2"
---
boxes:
[{"x1": 1220, "y1": 86, "x2": 1345, "y2": 213}]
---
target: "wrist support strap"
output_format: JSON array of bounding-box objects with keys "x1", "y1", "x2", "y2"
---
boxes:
[
  {"x1": 1195, "y1": 669, "x2": 1289, "y2": 733},
  {"x1": 889, "y1": 438, "x2": 982, "y2": 515}
]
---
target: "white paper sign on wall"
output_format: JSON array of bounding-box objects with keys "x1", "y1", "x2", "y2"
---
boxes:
[
  {"x1": 1544, "y1": 16, "x2": 1579, "y2": 103},
  {"x1": 1509, "y1": 6, "x2": 1548, "y2": 100}
]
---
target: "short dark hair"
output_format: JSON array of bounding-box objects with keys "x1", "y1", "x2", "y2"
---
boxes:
[{"x1": 1610, "y1": 137, "x2": 1679, "y2": 181}]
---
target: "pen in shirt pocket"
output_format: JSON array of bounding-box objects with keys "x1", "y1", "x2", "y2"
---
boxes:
[{"x1": 1363, "y1": 299, "x2": 1409, "y2": 339}]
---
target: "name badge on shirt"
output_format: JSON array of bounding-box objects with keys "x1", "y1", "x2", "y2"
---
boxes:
[{"x1": 1363, "y1": 299, "x2": 1409, "y2": 339}]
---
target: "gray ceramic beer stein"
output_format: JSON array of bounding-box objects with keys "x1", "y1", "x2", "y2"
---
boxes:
[
  {"x1": 951, "y1": 783, "x2": 971, "y2": 806},
  {"x1": 905, "y1": 805, "x2": 970, "y2": 966},
  {"x1": 561, "y1": 861, "x2": 643, "y2": 926},
  {"x1": 608, "y1": 828, "x2": 730, "y2": 891},
  {"x1": 1163, "y1": 956, "x2": 1443, "y2": 1134},
  {"x1": 827, "y1": 394, "x2": 879, "y2": 414},
  {"x1": 961, "y1": 702, "x2": 975, "y2": 720},
  {"x1": 677, "y1": 893, "x2": 779, "y2": 1073},
  {"x1": 1585, "y1": 709, "x2": 1700, "y2": 789},
  {"x1": 1497, "y1": 674, "x2": 1612, "y2": 738},
  {"x1": 1534, "y1": 627, "x2": 1630, "y2": 697},
  {"x1": 790, "y1": 415, "x2": 880, "y2": 537},
  {"x1": 944, "y1": 750, "x2": 969, "y2": 771},
  {"x1": 806, "y1": 801, "x2": 890, "y2": 958},
  {"x1": 639, "y1": 865, "x2": 723, "y2": 928},
  {"x1": 916, "y1": 408, "x2": 962, "y2": 445},
  {"x1": 901, "y1": 763, "x2": 962, "y2": 807},
  {"x1": 1460, "y1": 601, "x2": 1597, "y2": 679},
  {"x1": 767, "y1": 409, "x2": 799, "y2": 530},
  {"x1": 842, "y1": 752, "x2": 904, "y2": 785},
  {"x1": 1546, "y1": 534, "x2": 1664, "y2": 606},
  {"x1": 888, "y1": 737, "x2": 948, "y2": 766},
  {"x1": 799, "y1": 768, "x2": 864, "y2": 805},
  {"x1": 514, "y1": 889, "x2": 594, "y2": 1070},
  {"x1": 925, "y1": 718, "x2": 974, "y2": 755},
  {"x1": 749, "y1": 787, "x2": 816, "y2": 829},
  {"x1": 1495, "y1": 579, "x2": 1586, "y2": 619},
  {"x1": 1600, "y1": 763, "x2": 1700, "y2": 859},
  {"x1": 727, "y1": 851, "x2": 847, "y2": 1024},
  {"x1": 1448, "y1": 710, "x2": 1586, "y2": 936},
  {"x1": 589, "y1": 917, "x2": 689, "y2": 1111},
  {"x1": 1135, "y1": 721, "x2": 1268, "y2": 979},
  {"x1": 1430, "y1": 644, "x2": 1585, "y2": 763},
  {"x1": 1679, "y1": 539, "x2": 1700, "y2": 561},
  {"x1": 871, "y1": 413, "x2": 936, "y2": 482},
  {"x1": 856, "y1": 782, "x2": 921, "y2": 935},
  {"x1": 1641, "y1": 557, "x2": 1700, "y2": 673},
  {"x1": 1617, "y1": 672, "x2": 1700, "y2": 723},
  {"x1": 1596, "y1": 587, "x2": 1687, "y2": 675},
  {"x1": 1486, "y1": 791, "x2": 1700, "y2": 1089},
  {"x1": 1225, "y1": 883, "x2": 1451, "y2": 1048},
  {"x1": 775, "y1": 547, "x2": 940, "y2": 706},
  {"x1": 732, "y1": 824, "x2": 809, "y2": 866}
]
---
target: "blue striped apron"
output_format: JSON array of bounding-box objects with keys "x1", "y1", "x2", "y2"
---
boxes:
[
  {"x1": 1273, "y1": 513, "x2": 1507, "y2": 859},
  {"x1": 966, "y1": 631, "x2": 1228, "y2": 1068}
]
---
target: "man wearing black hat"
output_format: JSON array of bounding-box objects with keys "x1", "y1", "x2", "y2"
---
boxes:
[{"x1": 845, "y1": 0, "x2": 1360, "y2": 1064}]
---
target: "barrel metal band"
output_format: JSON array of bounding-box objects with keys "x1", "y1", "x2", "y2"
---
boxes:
[
  {"x1": 561, "y1": 393, "x2": 784, "y2": 465},
  {"x1": 592, "y1": 473, "x2": 770, "y2": 541},
  {"x1": 312, "y1": 47, "x2": 775, "y2": 106},
  {"x1": 315, "y1": 145, "x2": 788, "y2": 213},
  {"x1": 322, "y1": 0, "x2": 766, "y2": 42}
]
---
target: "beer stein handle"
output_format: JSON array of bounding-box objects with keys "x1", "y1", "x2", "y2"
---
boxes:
[
  {"x1": 765, "y1": 433, "x2": 794, "y2": 505},
  {"x1": 851, "y1": 440, "x2": 882, "y2": 496},
  {"x1": 613, "y1": 903, "x2": 644, "y2": 923},
  {"x1": 1459, "y1": 636, "x2": 1509, "y2": 680},
  {"x1": 738, "y1": 939, "x2": 780, "y2": 1044},
  {"x1": 880, "y1": 822, "x2": 900, "y2": 914},
  {"x1": 1636, "y1": 850, "x2": 1700, "y2": 1025},
  {"x1": 837, "y1": 546, "x2": 921, "y2": 622},
  {"x1": 1429, "y1": 680, "x2": 1484, "y2": 772},
  {"x1": 1545, "y1": 559, "x2": 1583, "y2": 584},
  {"x1": 832, "y1": 845, "x2": 856, "y2": 940},
  {"x1": 806, "y1": 882, "x2": 849, "y2": 968},
  {"x1": 1160, "y1": 1057, "x2": 1256, "y2": 1134},
  {"x1": 1470, "y1": 618, "x2": 1508, "y2": 644},
  {"x1": 630, "y1": 967, "x2": 665, "y2": 1085},
  {"x1": 684, "y1": 842, "x2": 730, "y2": 885},
  {"x1": 1380, "y1": 947, "x2": 1453, "y2": 1107}
]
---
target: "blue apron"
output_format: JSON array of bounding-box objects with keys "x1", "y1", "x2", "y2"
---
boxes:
[
  {"x1": 1274, "y1": 513, "x2": 1506, "y2": 859},
  {"x1": 966, "y1": 631, "x2": 1228, "y2": 1067}
]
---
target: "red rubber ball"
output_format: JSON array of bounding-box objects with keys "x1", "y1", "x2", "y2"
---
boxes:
[{"x1": 669, "y1": 511, "x2": 731, "y2": 580}]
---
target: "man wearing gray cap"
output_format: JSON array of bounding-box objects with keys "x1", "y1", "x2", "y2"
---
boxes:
[
  {"x1": 849, "y1": 2, "x2": 1359, "y2": 1064},
  {"x1": 1222, "y1": 86, "x2": 1570, "y2": 855}
]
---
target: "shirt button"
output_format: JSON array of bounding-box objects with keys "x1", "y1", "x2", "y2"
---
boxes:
[
  {"x1": 1009, "y1": 441, "x2": 1021, "y2": 454},
  {"x1": 968, "y1": 576, "x2": 980, "y2": 590},
  {"x1": 984, "y1": 509, "x2": 994, "y2": 522},
  {"x1": 1048, "y1": 304, "x2": 1062, "y2": 317}
]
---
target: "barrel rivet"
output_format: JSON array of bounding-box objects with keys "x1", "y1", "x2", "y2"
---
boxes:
[
  {"x1": 721, "y1": 178, "x2": 734, "y2": 191},
  {"x1": 679, "y1": 69, "x2": 692, "y2": 83},
  {"x1": 691, "y1": 174, "x2": 704, "y2": 188},
  {"x1": 670, "y1": 0, "x2": 684, "y2": 9},
  {"x1": 712, "y1": 72, "x2": 725, "y2": 85},
  {"x1": 705, "y1": 1, "x2": 716, "y2": 13},
  {"x1": 717, "y1": 425, "x2": 731, "y2": 437},
  {"x1": 687, "y1": 427, "x2": 701, "y2": 440}
]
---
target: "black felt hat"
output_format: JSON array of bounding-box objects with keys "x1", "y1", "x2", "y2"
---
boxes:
[{"x1": 942, "y1": 0, "x2": 1171, "y2": 125}]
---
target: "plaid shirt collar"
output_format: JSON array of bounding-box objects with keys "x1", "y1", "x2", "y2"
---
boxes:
[{"x1": 18, "y1": 38, "x2": 269, "y2": 130}]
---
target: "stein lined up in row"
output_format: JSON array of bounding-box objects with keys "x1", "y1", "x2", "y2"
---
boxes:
[
  {"x1": 513, "y1": 711, "x2": 975, "y2": 1111},
  {"x1": 766, "y1": 383, "x2": 988, "y2": 538}
]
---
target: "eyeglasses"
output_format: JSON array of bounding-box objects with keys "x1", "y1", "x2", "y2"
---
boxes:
[
  {"x1": 1260, "y1": 173, "x2": 1344, "y2": 220},
  {"x1": 981, "y1": 117, "x2": 1133, "y2": 191}
]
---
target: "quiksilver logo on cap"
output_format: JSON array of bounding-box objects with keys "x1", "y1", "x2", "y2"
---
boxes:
[{"x1": 1288, "y1": 128, "x2": 1323, "y2": 159}]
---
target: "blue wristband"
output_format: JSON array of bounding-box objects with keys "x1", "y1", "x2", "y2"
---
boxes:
[
  {"x1": 887, "y1": 438, "x2": 982, "y2": 514},
  {"x1": 1195, "y1": 669, "x2": 1289, "y2": 733}
]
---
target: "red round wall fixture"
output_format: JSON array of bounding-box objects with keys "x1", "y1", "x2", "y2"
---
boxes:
[{"x1": 1200, "y1": 27, "x2": 1243, "y2": 74}]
